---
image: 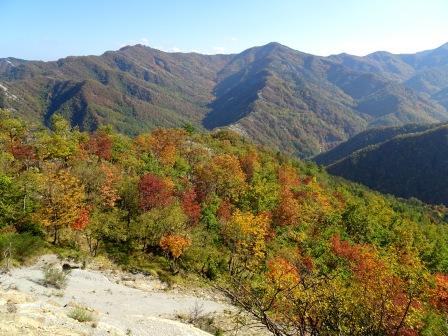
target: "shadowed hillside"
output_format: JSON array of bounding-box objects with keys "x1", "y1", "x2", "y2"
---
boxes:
[
  {"x1": 323, "y1": 124, "x2": 448, "y2": 205},
  {"x1": 313, "y1": 123, "x2": 437, "y2": 166}
]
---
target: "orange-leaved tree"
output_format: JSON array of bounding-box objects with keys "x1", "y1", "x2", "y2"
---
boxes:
[
  {"x1": 331, "y1": 235, "x2": 427, "y2": 335},
  {"x1": 135, "y1": 128, "x2": 186, "y2": 167},
  {"x1": 159, "y1": 234, "x2": 191, "y2": 259},
  {"x1": 87, "y1": 130, "x2": 113, "y2": 161}
]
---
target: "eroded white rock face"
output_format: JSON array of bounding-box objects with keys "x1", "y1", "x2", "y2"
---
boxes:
[
  {"x1": 0, "y1": 255, "x2": 225, "y2": 336},
  {"x1": 0, "y1": 83, "x2": 18, "y2": 101},
  {"x1": 0, "y1": 290, "x2": 213, "y2": 336}
]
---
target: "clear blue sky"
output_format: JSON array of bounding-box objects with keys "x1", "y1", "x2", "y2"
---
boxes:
[{"x1": 1, "y1": 0, "x2": 447, "y2": 61}]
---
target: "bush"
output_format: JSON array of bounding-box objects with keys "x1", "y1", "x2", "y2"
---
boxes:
[
  {"x1": 0, "y1": 232, "x2": 44, "y2": 262},
  {"x1": 178, "y1": 301, "x2": 223, "y2": 335},
  {"x1": 16, "y1": 221, "x2": 45, "y2": 238},
  {"x1": 204, "y1": 256, "x2": 226, "y2": 280},
  {"x1": 68, "y1": 306, "x2": 95, "y2": 322},
  {"x1": 42, "y1": 264, "x2": 68, "y2": 289}
]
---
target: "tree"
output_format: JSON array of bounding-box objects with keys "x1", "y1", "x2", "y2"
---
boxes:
[
  {"x1": 432, "y1": 273, "x2": 448, "y2": 312},
  {"x1": 222, "y1": 210, "x2": 271, "y2": 272},
  {"x1": 330, "y1": 235, "x2": 425, "y2": 335},
  {"x1": 0, "y1": 174, "x2": 23, "y2": 228},
  {"x1": 240, "y1": 149, "x2": 260, "y2": 181},
  {"x1": 133, "y1": 203, "x2": 187, "y2": 251},
  {"x1": 182, "y1": 123, "x2": 196, "y2": 134},
  {"x1": 159, "y1": 234, "x2": 191, "y2": 259},
  {"x1": 273, "y1": 189, "x2": 301, "y2": 226},
  {"x1": 9, "y1": 141, "x2": 36, "y2": 166},
  {"x1": 0, "y1": 111, "x2": 27, "y2": 144},
  {"x1": 278, "y1": 165, "x2": 300, "y2": 190},
  {"x1": 138, "y1": 173, "x2": 174, "y2": 211},
  {"x1": 160, "y1": 233, "x2": 191, "y2": 273},
  {"x1": 117, "y1": 176, "x2": 139, "y2": 236},
  {"x1": 99, "y1": 163, "x2": 120, "y2": 208},
  {"x1": 195, "y1": 154, "x2": 247, "y2": 202},
  {"x1": 36, "y1": 115, "x2": 78, "y2": 161},
  {"x1": 83, "y1": 208, "x2": 128, "y2": 255},
  {"x1": 36, "y1": 167, "x2": 85, "y2": 244},
  {"x1": 274, "y1": 168, "x2": 333, "y2": 227},
  {"x1": 135, "y1": 128, "x2": 186, "y2": 167},
  {"x1": 224, "y1": 251, "x2": 327, "y2": 336},
  {"x1": 181, "y1": 187, "x2": 201, "y2": 225},
  {"x1": 217, "y1": 200, "x2": 232, "y2": 222},
  {"x1": 71, "y1": 207, "x2": 90, "y2": 231},
  {"x1": 87, "y1": 130, "x2": 112, "y2": 161}
]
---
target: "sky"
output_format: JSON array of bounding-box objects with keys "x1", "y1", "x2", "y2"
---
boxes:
[{"x1": 1, "y1": 0, "x2": 448, "y2": 61}]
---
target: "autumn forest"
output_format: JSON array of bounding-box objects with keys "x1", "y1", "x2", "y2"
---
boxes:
[{"x1": 1, "y1": 109, "x2": 448, "y2": 335}]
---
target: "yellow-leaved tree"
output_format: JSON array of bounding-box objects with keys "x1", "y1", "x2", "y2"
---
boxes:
[
  {"x1": 222, "y1": 210, "x2": 271, "y2": 273},
  {"x1": 36, "y1": 166, "x2": 85, "y2": 244}
]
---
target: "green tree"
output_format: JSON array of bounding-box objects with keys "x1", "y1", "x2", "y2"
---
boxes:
[
  {"x1": 133, "y1": 203, "x2": 187, "y2": 252},
  {"x1": 0, "y1": 174, "x2": 23, "y2": 228}
]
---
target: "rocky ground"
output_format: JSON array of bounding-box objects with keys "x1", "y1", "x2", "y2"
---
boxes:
[{"x1": 0, "y1": 255, "x2": 269, "y2": 336}]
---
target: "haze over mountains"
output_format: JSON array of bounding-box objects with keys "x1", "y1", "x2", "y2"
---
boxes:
[{"x1": 1, "y1": 42, "x2": 448, "y2": 156}]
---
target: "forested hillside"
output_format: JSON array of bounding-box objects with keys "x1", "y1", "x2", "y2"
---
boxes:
[
  {"x1": 314, "y1": 123, "x2": 437, "y2": 166},
  {"x1": 2, "y1": 42, "x2": 448, "y2": 157},
  {"x1": 323, "y1": 124, "x2": 448, "y2": 206},
  {"x1": 2, "y1": 110, "x2": 448, "y2": 335}
]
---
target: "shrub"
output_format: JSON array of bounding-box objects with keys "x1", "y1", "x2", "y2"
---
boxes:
[
  {"x1": 180, "y1": 301, "x2": 223, "y2": 335},
  {"x1": 205, "y1": 258, "x2": 222, "y2": 280},
  {"x1": 68, "y1": 306, "x2": 94, "y2": 322},
  {"x1": 42, "y1": 264, "x2": 68, "y2": 289},
  {"x1": 0, "y1": 233, "x2": 44, "y2": 262}
]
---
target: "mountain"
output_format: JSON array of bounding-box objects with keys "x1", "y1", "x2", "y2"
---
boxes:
[
  {"x1": 0, "y1": 46, "x2": 232, "y2": 134},
  {"x1": 1, "y1": 42, "x2": 448, "y2": 156},
  {"x1": 313, "y1": 123, "x2": 437, "y2": 166},
  {"x1": 329, "y1": 42, "x2": 448, "y2": 104},
  {"x1": 319, "y1": 123, "x2": 448, "y2": 205}
]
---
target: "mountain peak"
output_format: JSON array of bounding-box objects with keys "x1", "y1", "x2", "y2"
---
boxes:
[
  {"x1": 263, "y1": 41, "x2": 284, "y2": 48},
  {"x1": 118, "y1": 44, "x2": 150, "y2": 52},
  {"x1": 436, "y1": 42, "x2": 448, "y2": 50},
  {"x1": 259, "y1": 42, "x2": 293, "y2": 51}
]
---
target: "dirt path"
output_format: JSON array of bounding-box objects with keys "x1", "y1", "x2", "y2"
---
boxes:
[{"x1": 0, "y1": 255, "x2": 233, "y2": 336}]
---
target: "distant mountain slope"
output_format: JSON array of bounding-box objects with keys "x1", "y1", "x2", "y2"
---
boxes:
[
  {"x1": 330, "y1": 42, "x2": 448, "y2": 107},
  {"x1": 0, "y1": 46, "x2": 233, "y2": 135},
  {"x1": 204, "y1": 42, "x2": 448, "y2": 156},
  {"x1": 204, "y1": 43, "x2": 368, "y2": 156},
  {"x1": 322, "y1": 124, "x2": 448, "y2": 205},
  {"x1": 1, "y1": 42, "x2": 448, "y2": 156},
  {"x1": 313, "y1": 123, "x2": 437, "y2": 165}
]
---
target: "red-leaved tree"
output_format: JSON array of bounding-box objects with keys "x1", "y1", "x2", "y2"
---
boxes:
[
  {"x1": 88, "y1": 131, "x2": 112, "y2": 161},
  {"x1": 138, "y1": 173, "x2": 174, "y2": 211},
  {"x1": 71, "y1": 207, "x2": 90, "y2": 231},
  {"x1": 181, "y1": 188, "x2": 201, "y2": 225}
]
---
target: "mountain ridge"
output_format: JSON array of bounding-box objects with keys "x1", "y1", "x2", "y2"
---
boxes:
[{"x1": 1, "y1": 41, "x2": 448, "y2": 156}]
